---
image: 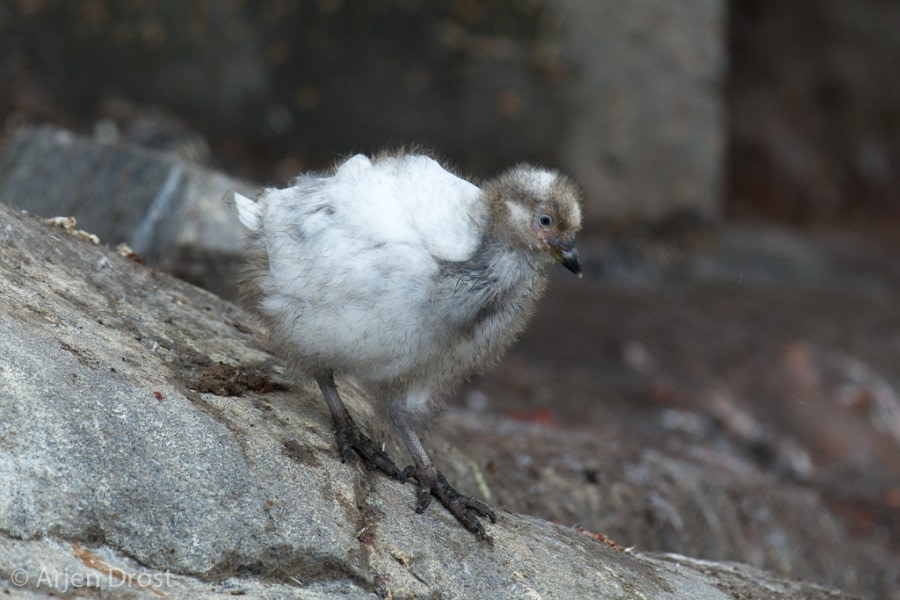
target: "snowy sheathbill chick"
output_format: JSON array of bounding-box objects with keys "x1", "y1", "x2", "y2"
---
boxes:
[{"x1": 235, "y1": 152, "x2": 582, "y2": 539}]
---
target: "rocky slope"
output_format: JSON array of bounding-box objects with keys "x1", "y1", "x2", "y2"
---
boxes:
[{"x1": 0, "y1": 197, "x2": 858, "y2": 598}]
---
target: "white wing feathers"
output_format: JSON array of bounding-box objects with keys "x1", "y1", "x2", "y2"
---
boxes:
[
  {"x1": 240, "y1": 154, "x2": 489, "y2": 325},
  {"x1": 321, "y1": 154, "x2": 485, "y2": 261},
  {"x1": 262, "y1": 153, "x2": 486, "y2": 263}
]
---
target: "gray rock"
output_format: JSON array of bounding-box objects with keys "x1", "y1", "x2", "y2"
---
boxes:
[
  {"x1": 0, "y1": 126, "x2": 255, "y2": 299},
  {"x1": 557, "y1": 0, "x2": 726, "y2": 224},
  {"x1": 0, "y1": 203, "x2": 856, "y2": 599}
]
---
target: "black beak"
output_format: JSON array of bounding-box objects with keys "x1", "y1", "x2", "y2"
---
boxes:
[{"x1": 550, "y1": 237, "x2": 582, "y2": 278}]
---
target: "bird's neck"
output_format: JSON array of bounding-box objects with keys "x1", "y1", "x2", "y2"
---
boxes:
[
  {"x1": 433, "y1": 214, "x2": 549, "y2": 352},
  {"x1": 470, "y1": 208, "x2": 548, "y2": 291},
  {"x1": 478, "y1": 237, "x2": 543, "y2": 285}
]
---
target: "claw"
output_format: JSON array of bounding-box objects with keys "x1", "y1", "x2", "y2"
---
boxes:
[
  {"x1": 403, "y1": 464, "x2": 495, "y2": 540},
  {"x1": 415, "y1": 488, "x2": 432, "y2": 513}
]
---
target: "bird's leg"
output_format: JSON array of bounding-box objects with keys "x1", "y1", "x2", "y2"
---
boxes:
[
  {"x1": 390, "y1": 400, "x2": 496, "y2": 540},
  {"x1": 315, "y1": 374, "x2": 404, "y2": 479}
]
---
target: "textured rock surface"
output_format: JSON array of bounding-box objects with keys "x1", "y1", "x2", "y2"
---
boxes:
[
  {"x1": 0, "y1": 202, "x2": 858, "y2": 599},
  {"x1": 0, "y1": 126, "x2": 255, "y2": 299}
]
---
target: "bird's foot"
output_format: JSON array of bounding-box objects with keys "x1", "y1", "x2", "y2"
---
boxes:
[
  {"x1": 401, "y1": 464, "x2": 496, "y2": 540},
  {"x1": 334, "y1": 419, "x2": 404, "y2": 480}
]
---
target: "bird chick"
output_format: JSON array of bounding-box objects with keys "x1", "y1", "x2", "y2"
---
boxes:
[{"x1": 234, "y1": 152, "x2": 582, "y2": 539}]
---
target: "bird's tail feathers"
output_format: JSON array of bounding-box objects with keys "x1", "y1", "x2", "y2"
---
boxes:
[{"x1": 233, "y1": 191, "x2": 262, "y2": 230}]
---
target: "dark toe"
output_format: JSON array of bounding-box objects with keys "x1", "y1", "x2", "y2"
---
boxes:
[
  {"x1": 461, "y1": 496, "x2": 496, "y2": 523},
  {"x1": 332, "y1": 421, "x2": 403, "y2": 479},
  {"x1": 414, "y1": 486, "x2": 433, "y2": 513},
  {"x1": 405, "y1": 465, "x2": 495, "y2": 539}
]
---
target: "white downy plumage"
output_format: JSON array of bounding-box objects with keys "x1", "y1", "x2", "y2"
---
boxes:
[
  {"x1": 235, "y1": 151, "x2": 582, "y2": 539},
  {"x1": 239, "y1": 154, "x2": 495, "y2": 386}
]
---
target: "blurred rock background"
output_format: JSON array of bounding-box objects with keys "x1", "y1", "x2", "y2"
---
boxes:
[
  {"x1": 728, "y1": 0, "x2": 900, "y2": 227},
  {"x1": 1, "y1": 1, "x2": 898, "y2": 229},
  {"x1": 1, "y1": 1, "x2": 899, "y2": 598},
  {"x1": 0, "y1": 0, "x2": 725, "y2": 230}
]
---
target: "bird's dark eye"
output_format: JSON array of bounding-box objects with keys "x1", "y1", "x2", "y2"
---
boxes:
[{"x1": 538, "y1": 214, "x2": 553, "y2": 227}]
